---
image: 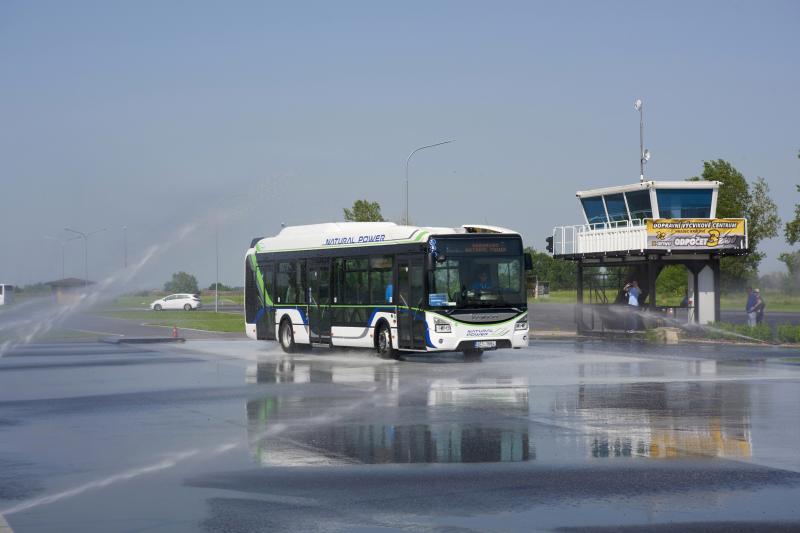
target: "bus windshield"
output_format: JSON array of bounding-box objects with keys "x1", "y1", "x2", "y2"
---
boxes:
[{"x1": 428, "y1": 240, "x2": 525, "y2": 308}]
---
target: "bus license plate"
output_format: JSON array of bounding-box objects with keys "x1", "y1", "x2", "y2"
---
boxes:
[{"x1": 474, "y1": 340, "x2": 496, "y2": 349}]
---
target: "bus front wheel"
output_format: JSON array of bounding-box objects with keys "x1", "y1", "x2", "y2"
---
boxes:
[
  {"x1": 279, "y1": 319, "x2": 296, "y2": 353},
  {"x1": 376, "y1": 323, "x2": 397, "y2": 360}
]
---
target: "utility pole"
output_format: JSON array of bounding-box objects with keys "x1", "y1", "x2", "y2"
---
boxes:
[
  {"x1": 64, "y1": 227, "x2": 107, "y2": 285},
  {"x1": 123, "y1": 226, "x2": 128, "y2": 268},
  {"x1": 44, "y1": 235, "x2": 80, "y2": 279},
  {"x1": 215, "y1": 193, "x2": 247, "y2": 312},
  {"x1": 633, "y1": 98, "x2": 650, "y2": 182}
]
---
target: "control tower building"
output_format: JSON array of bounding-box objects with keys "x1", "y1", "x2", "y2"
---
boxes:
[{"x1": 549, "y1": 180, "x2": 748, "y2": 332}]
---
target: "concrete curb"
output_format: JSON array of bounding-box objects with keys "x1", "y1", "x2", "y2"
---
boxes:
[{"x1": 99, "y1": 337, "x2": 187, "y2": 344}]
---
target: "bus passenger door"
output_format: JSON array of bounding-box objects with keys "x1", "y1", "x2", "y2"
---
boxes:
[
  {"x1": 256, "y1": 261, "x2": 276, "y2": 340},
  {"x1": 397, "y1": 256, "x2": 426, "y2": 350},
  {"x1": 307, "y1": 259, "x2": 332, "y2": 344}
]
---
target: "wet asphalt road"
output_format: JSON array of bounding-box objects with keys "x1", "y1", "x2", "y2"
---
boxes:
[
  {"x1": 1, "y1": 339, "x2": 800, "y2": 532},
  {"x1": 138, "y1": 302, "x2": 800, "y2": 331},
  {"x1": 529, "y1": 303, "x2": 800, "y2": 331}
]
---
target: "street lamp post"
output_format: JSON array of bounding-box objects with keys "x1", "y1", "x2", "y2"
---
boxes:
[
  {"x1": 44, "y1": 235, "x2": 81, "y2": 279},
  {"x1": 215, "y1": 193, "x2": 247, "y2": 313},
  {"x1": 123, "y1": 226, "x2": 128, "y2": 268},
  {"x1": 634, "y1": 98, "x2": 650, "y2": 182},
  {"x1": 405, "y1": 140, "x2": 454, "y2": 225},
  {"x1": 64, "y1": 227, "x2": 107, "y2": 285},
  {"x1": 215, "y1": 222, "x2": 219, "y2": 312}
]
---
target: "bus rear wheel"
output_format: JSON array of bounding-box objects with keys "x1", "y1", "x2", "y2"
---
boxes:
[
  {"x1": 279, "y1": 319, "x2": 296, "y2": 353},
  {"x1": 376, "y1": 323, "x2": 397, "y2": 360}
]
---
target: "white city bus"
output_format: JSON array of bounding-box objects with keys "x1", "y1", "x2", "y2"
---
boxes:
[
  {"x1": 0, "y1": 284, "x2": 14, "y2": 306},
  {"x1": 244, "y1": 222, "x2": 531, "y2": 358}
]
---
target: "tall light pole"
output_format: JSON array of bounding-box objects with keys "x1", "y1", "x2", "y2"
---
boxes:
[
  {"x1": 215, "y1": 222, "x2": 219, "y2": 312},
  {"x1": 215, "y1": 193, "x2": 247, "y2": 312},
  {"x1": 64, "y1": 227, "x2": 107, "y2": 285},
  {"x1": 44, "y1": 235, "x2": 81, "y2": 279},
  {"x1": 122, "y1": 225, "x2": 128, "y2": 268},
  {"x1": 633, "y1": 98, "x2": 650, "y2": 182},
  {"x1": 405, "y1": 140, "x2": 454, "y2": 225}
]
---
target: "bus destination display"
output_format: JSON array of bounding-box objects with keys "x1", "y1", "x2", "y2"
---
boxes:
[{"x1": 438, "y1": 238, "x2": 521, "y2": 255}]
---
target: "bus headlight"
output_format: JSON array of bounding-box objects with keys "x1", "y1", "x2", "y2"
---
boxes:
[
  {"x1": 434, "y1": 317, "x2": 452, "y2": 334},
  {"x1": 515, "y1": 318, "x2": 529, "y2": 331}
]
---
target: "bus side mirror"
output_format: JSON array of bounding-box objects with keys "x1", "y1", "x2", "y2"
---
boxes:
[{"x1": 524, "y1": 253, "x2": 533, "y2": 271}]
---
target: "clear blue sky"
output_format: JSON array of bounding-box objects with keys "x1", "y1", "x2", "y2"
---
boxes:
[{"x1": 1, "y1": 1, "x2": 798, "y2": 288}]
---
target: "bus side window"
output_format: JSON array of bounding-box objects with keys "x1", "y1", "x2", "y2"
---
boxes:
[
  {"x1": 277, "y1": 262, "x2": 291, "y2": 304},
  {"x1": 343, "y1": 258, "x2": 368, "y2": 305},
  {"x1": 296, "y1": 260, "x2": 306, "y2": 304},
  {"x1": 333, "y1": 258, "x2": 344, "y2": 305},
  {"x1": 369, "y1": 255, "x2": 393, "y2": 304},
  {"x1": 264, "y1": 262, "x2": 275, "y2": 303}
]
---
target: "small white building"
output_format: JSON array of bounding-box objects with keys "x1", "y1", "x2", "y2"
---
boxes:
[{"x1": 0, "y1": 284, "x2": 14, "y2": 305}]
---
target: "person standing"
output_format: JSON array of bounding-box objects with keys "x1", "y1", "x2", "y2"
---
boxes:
[
  {"x1": 624, "y1": 280, "x2": 641, "y2": 333},
  {"x1": 752, "y1": 289, "x2": 766, "y2": 326},
  {"x1": 745, "y1": 287, "x2": 757, "y2": 327}
]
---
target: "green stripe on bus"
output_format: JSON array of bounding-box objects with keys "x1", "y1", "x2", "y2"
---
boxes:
[
  {"x1": 268, "y1": 304, "x2": 525, "y2": 326},
  {"x1": 249, "y1": 254, "x2": 273, "y2": 306}
]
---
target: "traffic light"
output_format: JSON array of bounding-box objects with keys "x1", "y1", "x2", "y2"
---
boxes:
[{"x1": 545, "y1": 236, "x2": 553, "y2": 253}]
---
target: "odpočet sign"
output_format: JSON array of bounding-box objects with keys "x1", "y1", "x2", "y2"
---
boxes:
[{"x1": 646, "y1": 219, "x2": 747, "y2": 250}]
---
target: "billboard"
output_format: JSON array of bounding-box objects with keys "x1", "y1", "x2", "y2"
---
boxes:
[{"x1": 646, "y1": 219, "x2": 747, "y2": 250}]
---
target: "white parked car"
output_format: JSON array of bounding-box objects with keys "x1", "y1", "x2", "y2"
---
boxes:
[{"x1": 150, "y1": 294, "x2": 201, "y2": 311}]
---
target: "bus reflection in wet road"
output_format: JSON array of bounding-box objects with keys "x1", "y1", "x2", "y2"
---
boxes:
[
  {"x1": 246, "y1": 360, "x2": 531, "y2": 465},
  {"x1": 242, "y1": 356, "x2": 756, "y2": 469}
]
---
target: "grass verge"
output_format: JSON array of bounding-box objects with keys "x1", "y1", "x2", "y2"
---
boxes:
[
  {"x1": 529, "y1": 289, "x2": 800, "y2": 312},
  {"x1": 102, "y1": 310, "x2": 244, "y2": 333},
  {"x1": 105, "y1": 291, "x2": 244, "y2": 310},
  {"x1": 528, "y1": 289, "x2": 578, "y2": 304}
]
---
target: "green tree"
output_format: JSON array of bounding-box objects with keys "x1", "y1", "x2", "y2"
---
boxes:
[
  {"x1": 525, "y1": 249, "x2": 577, "y2": 290},
  {"x1": 785, "y1": 185, "x2": 800, "y2": 246},
  {"x1": 778, "y1": 251, "x2": 800, "y2": 293},
  {"x1": 208, "y1": 282, "x2": 232, "y2": 291},
  {"x1": 692, "y1": 160, "x2": 780, "y2": 288},
  {"x1": 164, "y1": 271, "x2": 199, "y2": 293},
  {"x1": 781, "y1": 155, "x2": 800, "y2": 292},
  {"x1": 656, "y1": 264, "x2": 688, "y2": 303},
  {"x1": 343, "y1": 199, "x2": 384, "y2": 222}
]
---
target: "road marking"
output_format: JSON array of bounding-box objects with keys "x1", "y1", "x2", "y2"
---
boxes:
[
  {"x1": 0, "y1": 513, "x2": 14, "y2": 533},
  {"x1": 0, "y1": 450, "x2": 200, "y2": 516}
]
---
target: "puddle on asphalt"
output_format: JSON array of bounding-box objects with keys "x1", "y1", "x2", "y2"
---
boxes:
[
  {"x1": 562, "y1": 381, "x2": 752, "y2": 460},
  {"x1": 241, "y1": 357, "x2": 766, "y2": 467},
  {"x1": 246, "y1": 359, "x2": 530, "y2": 465}
]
